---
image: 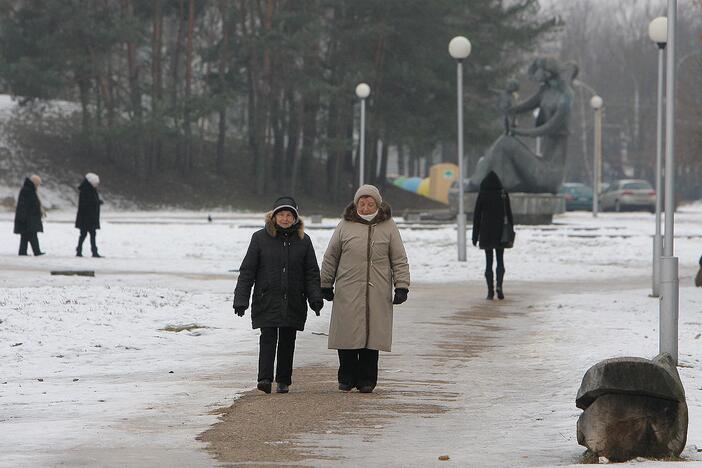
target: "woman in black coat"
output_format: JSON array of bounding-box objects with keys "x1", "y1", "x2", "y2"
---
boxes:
[
  {"x1": 472, "y1": 171, "x2": 514, "y2": 300},
  {"x1": 75, "y1": 173, "x2": 103, "y2": 257},
  {"x1": 233, "y1": 196, "x2": 323, "y2": 394},
  {"x1": 13, "y1": 175, "x2": 45, "y2": 256}
]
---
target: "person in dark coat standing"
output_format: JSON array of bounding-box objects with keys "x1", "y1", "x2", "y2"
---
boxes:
[
  {"x1": 75, "y1": 173, "x2": 103, "y2": 257},
  {"x1": 13, "y1": 175, "x2": 45, "y2": 256},
  {"x1": 233, "y1": 196, "x2": 323, "y2": 394},
  {"x1": 472, "y1": 171, "x2": 514, "y2": 300}
]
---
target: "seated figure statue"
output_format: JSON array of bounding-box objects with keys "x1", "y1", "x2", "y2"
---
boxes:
[{"x1": 467, "y1": 58, "x2": 578, "y2": 194}]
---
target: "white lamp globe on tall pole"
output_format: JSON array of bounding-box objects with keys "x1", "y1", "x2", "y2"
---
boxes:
[
  {"x1": 589, "y1": 95, "x2": 603, "y2": 218},
  {"x1": 659, "y1": 0, "x2": 679, "y2": 364},
  {"x1": 589, "y1": 95, "x2": 603, "y2": 110},
  {"x1": 449, "y1": 36, "x2": 471, "y2": 61},
  {"x1": 649, "y1": 16, "x2": 667, "y2": 299},
  {"x1": 449, "y1": 36, "x2": 471, "y2": 262},
  {"x1": 355, "y1": 83, "x2": 371, "y2": 187},
  {"x1": 648, "y1": 16, "x2": 668, "y2": 45}
]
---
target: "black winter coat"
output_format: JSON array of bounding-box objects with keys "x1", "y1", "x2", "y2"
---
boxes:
[
  {"x1": 472, "y1": 171, "x2": 514, "y2": 250},
  {"x1": 13, "y1": 178, "x2": 43, "y2": 234},
  {"x1": 75, "y1": 179, "x2": 102, "y2": 230},
  {"x1": 233, "y1": 214, "x2": 322, "y2": 331}
]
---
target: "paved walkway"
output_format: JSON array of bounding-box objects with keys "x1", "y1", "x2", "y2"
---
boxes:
[{"x1": 199, "y1": 277, "x2": 656, "y2": 467}]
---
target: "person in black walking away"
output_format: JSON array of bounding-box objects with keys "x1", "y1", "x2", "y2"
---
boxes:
[
  {"x1": 75, "y1": 173, "x2": 103, "y2": 258},
  {"x1": 14, "y1": 175, "x2": 45, "y2": 256},
  {"x1": 233, "y1": 197, "x2": 323, "y2": 394},
  {"x1": 472, "y1": 171, "x2": 515, "y2": 300}
]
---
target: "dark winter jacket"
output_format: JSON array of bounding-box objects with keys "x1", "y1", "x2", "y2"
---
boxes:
[
  {"x1": 13, "y1": 178, "x2": 43, "y2": 234},
  {"x1": 75, "y1": 179, "x2": 102, "y2": 230},
  {"x1": 233, "y1": 213, "x2": 323, "y2": 331},
  {"x1": 472, "y1": 171, "x2": 514, "y2": 250}
]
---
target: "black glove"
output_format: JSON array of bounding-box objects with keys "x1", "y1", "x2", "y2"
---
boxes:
[
  {"x1": 321, "y1": 287, "x2": 334, "y2": 301},
  {"x1": 234, "y1": 306, "x2": 246, "y2": 317},
  {"x1": 472, "y1": 238, "x2": 478, "y2": 247},
  {"x1": 310, "y1": 301, "x2": 323, "y2": 316},
  {"x1": 392, "y1": 288, "x2": 408, "y2": 305}
]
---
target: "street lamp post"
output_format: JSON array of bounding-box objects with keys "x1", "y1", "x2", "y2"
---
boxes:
[
  {"x1": 661, "y1": 1, "x2": 678, "y2": 364},
  {"x1": 590, "y1": 96, "x2": 603, "y2": 217},
  {"x1": 449, "y1": 36, "x2": 471, "y2": 262},
  {"x1": 355, "y1": 83, "x2": 371, "y2": 187},
  {"x1": 649, "y1": 16, "x2": 667, "y2": 298}
]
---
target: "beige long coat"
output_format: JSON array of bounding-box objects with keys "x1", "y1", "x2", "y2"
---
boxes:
[{"x1": 321, "y1": 202, "x2": 410, "y2": 352}]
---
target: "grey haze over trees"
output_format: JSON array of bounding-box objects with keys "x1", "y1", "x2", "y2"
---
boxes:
[
  {"x1": 0, "y1": 0, "x2": 554, "y2": 205},
  {"x1": 552, "y1": 0, "x2": 702, "y2": 200}
]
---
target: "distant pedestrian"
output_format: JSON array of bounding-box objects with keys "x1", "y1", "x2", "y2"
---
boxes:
[
  {"x1": 75, "y1": 173, "x2": 103, "y2": 258},
  {"x1": 321, "y1": 185, "x2": 411, "y2": 393},
  {"x1": 695, "y1": 255, "x2": 702, "y2": 288},
  {"x1": 472, "y1": 171, "x2": 515, "y2": 300},
  {"x1": 233, "y1": 196, "x2": 323, "y2": 394},
  {"x1": 13, "y1": 175, "x2": 45, "y2": 256}
]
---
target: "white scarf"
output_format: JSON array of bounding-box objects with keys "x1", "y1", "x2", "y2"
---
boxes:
[{"x1": 358, "y1": 210, "x2": 378, "y2": 222}]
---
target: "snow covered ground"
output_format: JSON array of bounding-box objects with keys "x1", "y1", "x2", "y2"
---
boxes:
[{"x1": 1, "y1": 206, "x2": 701, "y2": 466}]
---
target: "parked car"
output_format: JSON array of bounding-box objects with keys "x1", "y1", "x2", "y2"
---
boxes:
[
  {"x1": 558, "y1": 183, "x2": 593, "y2": 211},
  {"x1": 599, "y1": 179, "x2": 656, "y2": 212}
]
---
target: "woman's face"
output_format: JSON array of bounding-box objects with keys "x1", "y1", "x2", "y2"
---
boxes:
[
  {"x1": 357, "y1": 196, "x2": 378, "y2": 215},
  {"x1": 275, "y1": 210, "x2": 295, "y2": 228}
]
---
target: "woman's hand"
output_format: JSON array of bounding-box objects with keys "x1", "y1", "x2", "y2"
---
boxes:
[
  {"x1": 311, "y1": 301, "x2": 323, "y2": 316},
  {"x1": 321, "y1": 288, "x2": 334, "y2": 301},
  {"x1": 392, "y1": 288, "x2": 408, "y2": 305}
]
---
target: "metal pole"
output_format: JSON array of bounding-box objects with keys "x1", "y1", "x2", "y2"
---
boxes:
[
  {"x1": 661, "y1": 0, "x2": 678, "y2": 364},
  {"x1": 653, "y1": 46, "x2": 665, "y2": 297},
  {"x1": 359, "y1": 98, "x2": 366, "y2": 187},
  {"x1": 660, "y1": 256, "x2": 679, "y2": 359},
  {"x1": 592, "y1": 109, "x2": 602, "y2": 217},
  {"x1": 456, "y1": 60, "x2": 467, "y2": 262}
]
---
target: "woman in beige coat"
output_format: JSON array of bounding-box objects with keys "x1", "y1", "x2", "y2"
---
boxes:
[{"x1": 321, "y1": 185, "x2": 410, "y2": 393}]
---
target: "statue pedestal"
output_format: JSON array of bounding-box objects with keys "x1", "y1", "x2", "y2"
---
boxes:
[{"x1": 450, "y1": 192, "x2": 565, "y2": 225}]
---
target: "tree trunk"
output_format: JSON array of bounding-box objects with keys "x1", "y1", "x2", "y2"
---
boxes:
[
  {"x1": 124, "y1": 0, "x2": 143, "y2": 176},
  {"x1": 151, "y1": 0, "x2": 163, "y2": 171},
  {"x1": 215, "y1": 0, "x2": 229, "y2": 172},
  {"x1": 298, "y1": 91, "x2": 319, "y2": 194},
  {"x1": 182, "y1": 0, "x2": 195, "y2": 173},
  {"x1": 397, "y1": 143, "x2": 405, "y2": 176},
  {"x1": 367, "y1": 134, "x2": 379, "y2": 185},
  {"x1": 378, "y1": 139, "x2": 389, "y2": 188},
  {"x1": 285, "y1": 90, "x2": 300, "y2": 195},
  {"x1": 99, "y1": 51, "x2": 116, "y2": 163},
  {"x1": 270, "y1": 93, "x2": 285, "y2": 190}
]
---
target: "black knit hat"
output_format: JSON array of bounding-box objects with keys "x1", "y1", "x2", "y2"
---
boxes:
[{"x1": 272, "y1": 196, "x2": 299, "y2": 219}]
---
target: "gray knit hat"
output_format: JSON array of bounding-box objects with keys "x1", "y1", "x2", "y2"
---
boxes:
[
  {"x1": 354, "y1": 184, "x2": 382, "y2": 205},
  {"x1": 272, "y1": 196, "x2": 299, "y2": 219}
]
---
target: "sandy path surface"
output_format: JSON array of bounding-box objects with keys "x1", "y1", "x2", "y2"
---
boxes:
[{"x1": 198, "y1": 278, "x2": 647, "y2": 467}]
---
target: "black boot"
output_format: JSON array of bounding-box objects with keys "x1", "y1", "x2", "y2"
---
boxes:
[
  {"x1": 257, "y1": 379, "x2": 272, "y2": 394},
  {"x1": 276, "y1": 382, "x2": 289, "y2": 394},
  {"x1": 496, "y1": 268, "x2": 505, "y2": 300},
  {"x1": 485, "y1": 271, "x2": 494, "y2": 300},
  {"x1": 76, "y1": 247, "x2": 83, "y2": 257}
]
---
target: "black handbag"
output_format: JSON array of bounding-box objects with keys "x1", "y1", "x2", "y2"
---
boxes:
[{"x1": 500, "y1": 192, "x2": 515, "y2": 248}]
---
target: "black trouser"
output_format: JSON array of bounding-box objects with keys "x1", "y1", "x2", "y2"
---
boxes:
[
  {"x1": 484, "y1": 248, "x2": 505, "y2": 288},
  {"x1": 338, "y1": 348, "x2": 379, "y2": 389},
  {"x1": 258, "y1": 327, "x2": 297, "y2": 385},
  {"x1": 77, "y1": 229, "x2": 98, "y2": 254},
  {"x1": 18, "y1": 232, "x2": 41, "y2": 255}
]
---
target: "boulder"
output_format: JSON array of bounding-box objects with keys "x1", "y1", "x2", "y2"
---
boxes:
[{"x1": 575, "y1": 353, "x2": 687, "y2": 461}]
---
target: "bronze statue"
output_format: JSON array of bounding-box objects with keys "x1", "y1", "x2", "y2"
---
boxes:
[{"x1": 468, "y1": 58, "x2": 578, "y2": 194}]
